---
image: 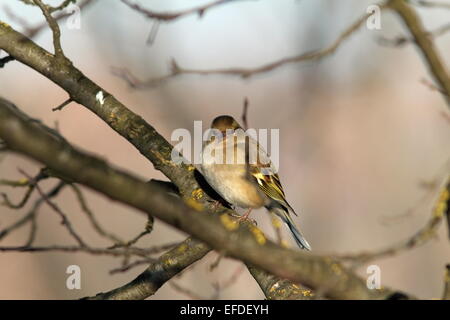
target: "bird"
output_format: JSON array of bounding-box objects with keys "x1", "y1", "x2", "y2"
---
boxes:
[{"x1": 198, "y1": 115, "x2": 311, "y2": 250}]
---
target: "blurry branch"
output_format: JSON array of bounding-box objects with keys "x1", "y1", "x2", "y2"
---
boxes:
[
  {"x1": 0, "y1": 243, "x2": 172, "y2": 259},
  {"x1": 377, "y1": 22, "x2": 450, "y2": 47},
  {"x1": 112, "y1": 2, "x2": 388, "y2": 88},
  {"x1": 1, "y1": 168, "x2": 49, "y2": 209},
  {"x1": 0, "y1": 7, "x2": 415, "y2": 300},
  {"x1": 1, "y1": 173, "x2": 176, "y2": 263},
  {"x1": 420, "y1": 78, "x2": 450, "y2": 96},
  {"x1": 388, "y1": 8, "x2": 450, "y2": 304},
  {"x1": 0, "y1": 140, "x2": 172, "y2": 269},
  {"x1": 70, "y1": 184, "x2": 123, "y2": 245},
  {"x1": 0, "y1": 98, "x2": 411, "y2": 300},
  {"x1": 0, "y1": 0, "x2": 445, "y2": 301},
  {"x1": 87, "y1": 180, "x2": 308, "y2": 300},
  {"x1": 0, "y1": 19, "x2": 205, "y2": 202},
  {"x1": 88, "y1": 238, "x2": 210, "y2": 300},
  {"x1": 210, "y1": 265, "x2": 245, "y2": 299},
  {"x1": 4, "y1": 0, "x2": 95, "y2": 39},
  {"x1": 0, "y1": 181, "x2": 65, "y2": 245},
  {"x1": 168, "y1": 264, "x2": 244, "y2": 300},
  {"x1": 52, "y1": 98, "x2": 73, "y2": 112},
  {"x1": 389, "y1": 0, "x2": 450, "y2": 105},
  {"x1": 0, "y1": 55, "x2": 15, "y2": 68},
  {"x1": 445, "y1": 181, "x2": 450, "y2": 239},
  {"x1": 411, "y1": 0, "x2": 450, "y2": 9},
  {"x1": 0, "y1": 20, "x2": 286, "y2": 299},
  {"x1": 336, "y1": 177, "x2": 450, "y2": 264},
  {"x1": 121, "y1": 0, "x2": 251, "y2": 22},
  {"x1": 33, "y1": 0, "x2": 65, "y2": 58}
]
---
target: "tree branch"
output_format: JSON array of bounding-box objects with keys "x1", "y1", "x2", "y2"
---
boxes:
[
  {"x1": 443, "y1": 264, "x2": 450, "y2": 300},
  {"x1": 389, "y1": 0, "x2": 450, "y2": 105}
]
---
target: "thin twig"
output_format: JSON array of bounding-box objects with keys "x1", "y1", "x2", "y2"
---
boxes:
[
  {"x1": 0, "y1": 181, "x2": 65, "y2": 242},
  {"x1": 241, "y1": 97, "x2": 249, "y2": 130},
  {"x1": 109, "y1": 215, "x2": 155, "y2": 249},
  {"x1": 1, "y1": 168, "x2": 49, "y2": 209},
  {"x1": 52, "y1": 98, "x2": 73, "y2": 112},
  {"x1": 170, "y1": 281, "x2": 207, "y2": 300},
  {"x1": 377, "y1": 22, "x2": 450, "y2": 47},
  {"x1": 443, "y1": 264, "x2": 450, "y2": 300},
  {"x1": 121, "y1": 0, "x2": 251, "y2": 22},
  {"x1": 70, "y1": 184, "x2": 123, "y2": 245},
  {"x1": 20, "y1": 169, "x2": 86, "y2": 247},
  {"x1": 389, "y1": 0, "x2": 450, "y2": 105},
  {"x1": 33, "y1": 0, "x2": 66, "y2": 58},
  {"x1": 5, "y1": 0, "x2": 95, "y2": 39},
  {"x1": 412, "y1": 0, "x2": 450, "y2": 9},
  {"x1": 0, "y1": 55, "x2": 15, "y2": 68}
]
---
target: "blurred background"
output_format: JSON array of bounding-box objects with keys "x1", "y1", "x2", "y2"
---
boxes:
[{"x1": 0, "y1": 0, "x2": 449, "y2": 299}]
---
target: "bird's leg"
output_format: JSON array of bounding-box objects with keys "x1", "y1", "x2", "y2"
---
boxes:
[
  {"x1": 210, "y1": 200, "x2": 221, "y2": 211},
  {"x1": 237, "y1": 208, "x2": 253, "y2": 222},
  {"x1": 207, "y1": 199, "x2": 226, "y2": 212}
]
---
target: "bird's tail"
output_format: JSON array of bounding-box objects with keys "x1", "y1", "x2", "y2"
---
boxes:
[{"x1": 269, "y1": 207, "x2": 311, "y2": 251}]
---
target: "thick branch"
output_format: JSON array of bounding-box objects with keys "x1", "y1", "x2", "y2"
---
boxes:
[{"x1": 389, "y1": 0, "x2": 450, "y2": 105}]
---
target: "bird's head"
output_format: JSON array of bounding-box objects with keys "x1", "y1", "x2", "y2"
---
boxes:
[{"x1": 211, "y1": 115, "x2": 242, "y2": 133}]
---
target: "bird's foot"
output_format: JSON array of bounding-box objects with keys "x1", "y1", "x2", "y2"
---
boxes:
[
  {"x1": 236, "y1": 208, "x2": 256, "y2": 224},
  {"x1": 208, "y1": 199, "x2": 221, "y2": 212}
]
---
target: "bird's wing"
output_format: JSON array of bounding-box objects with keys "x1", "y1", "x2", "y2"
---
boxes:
[
  {"x1": 250, "y1": 165, "x2": 297, "y2": 216},
  {"x1": 219, "y1": 131, "x2": 298, "y2": 215},
  {"x1": 244, "y1": 137, "x2": 298, "y2": 216}
]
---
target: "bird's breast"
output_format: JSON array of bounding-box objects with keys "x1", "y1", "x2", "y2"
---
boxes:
[{"x1": 200, "y1": 163, "x2": 267, "y2": 209}]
